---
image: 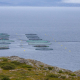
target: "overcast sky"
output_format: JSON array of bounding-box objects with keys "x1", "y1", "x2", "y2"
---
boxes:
[{"x1": 0, "y1": 0, "x2": 80, "y2": 6}]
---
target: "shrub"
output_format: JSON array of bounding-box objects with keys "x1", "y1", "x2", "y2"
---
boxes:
[
  {"x1": 39, "y1": 65, "x2": 43, "y2": 67},
  {"x1": 28, "y1": 69, "x2": 31, "y2": 71},
  {"x1": 0, "y1": 62, "x2": 6, "y2": 66},
  {"x1": 11, "y1": 61, "x2": 21, "y2": 65},
  {"x1": 0, "y1": 58, "x2": 8, "y2": 62},
  {"x1": 47, "y1": 74, "x2": 59, "y2": 78},
  {"x1": 59, "y1": 70, "x2": 63, "y2": 73},
  {"x1": 48, "y1": 67, "x2": 53, "y2": 70},
  {"x1": 71, "y1": 73, "x2": 76, "y2": 76},
  {"x1": 61, "y1": 76, "x2": 66, "y2": 79},
  {"x1": 1, "y1": 63, "x2": 15, "y2": 70},
  {"x1": 21, "y1": 65, "x2": 32, "y2": 68},
  {"x1": 2, "y1": 77, "x2": 10, "y2": 80},
  {"x1": 0, "y1": 75, "x2": 10, "y2": 80},
  {"x1": 44, "y1": 78, "x2": 49, "y2": 80},
  {"x1": 64, "y1": 71, "x2": 69, "y2": 74}
]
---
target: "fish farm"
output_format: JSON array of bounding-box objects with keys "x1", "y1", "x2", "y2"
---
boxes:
[
  {"x1": 0, "y1": 33, "x2": 53, "y2": 51},
  {"x1": 0, "y1": 33, "x2": 14, "y2": 49},
  {"x1": 25, "y1": 34, "x2": 53, "y2": 50}
]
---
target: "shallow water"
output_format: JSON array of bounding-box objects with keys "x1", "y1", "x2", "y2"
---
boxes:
[{"x1": 0, "y1": 7, "x2": 80, "y2": 71}]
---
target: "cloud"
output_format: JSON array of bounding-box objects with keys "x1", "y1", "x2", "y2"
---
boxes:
[{"x1": 62, "y1": 0, "x2": 80, "y2": 3}]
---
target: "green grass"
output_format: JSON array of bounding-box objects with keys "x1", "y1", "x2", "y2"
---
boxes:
[{"x1": 1, "y1": 63, "x2": 15, "y2": 70}]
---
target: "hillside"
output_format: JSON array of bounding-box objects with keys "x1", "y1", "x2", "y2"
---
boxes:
[{"x1": 0, "y1": 56, "x2": 80, "y2": 80}]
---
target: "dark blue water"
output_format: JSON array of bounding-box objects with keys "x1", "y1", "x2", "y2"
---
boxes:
[{"x1": 0, "y1": 7, "x2": 80, "y2": 71}]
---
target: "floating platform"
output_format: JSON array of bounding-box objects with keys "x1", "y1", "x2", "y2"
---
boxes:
[
  {"x1": 25, "y1": 34, "x2": 37, "y2": 35},
  {"x1": 0, "y1": 40, "x2": 14, "y2": 42},
  {"x1": 35, "y1": 48, "x2": 53, "y2": 50},
  {"x1": 0, "y1": 43, "x2": 11, "y2": 44},
  {"x1": 0, "y1": 33, "x2": 8, "y2": 35},
  {"x1": 28, "y1": 42, "x2": 51, "y2": 45},
  {"x1": 0, "y1": 33, "x2": 10, "y2": 36},
  {"x1": 34, "y1": 45, "x2": 49, "y2": 47},
  {"x1": 0, "y1": 35, "x2": 9, "y2": 37},
  {"x1": 0, "y1": 38, "x2": 9, "y2": 40},
  {"x1": 0, "y1": 47, "x2": 9, "y2": 49},
  {"x1": 26, "y1": 35, "x2": 38, "y2": 36},
  {"x1": 29, "y1": 39, "x2": 42, "y2": 40},
  {"x1": 27, "y1": 37, "x2": 40, "y2": 39},
  {"x1": 26, "y1": 36, "x2": 39, "y2": 38},
  {"x1": 27, "y1": 40, "x2": 49, "y2": 43},
  {"x1": 0, "y1": 45, "x2": 9, "y2": 49}
]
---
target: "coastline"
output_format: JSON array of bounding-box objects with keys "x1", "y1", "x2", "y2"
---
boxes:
[
  {"x1": 0, "y1": 56, "x2": 80, "y2": 76},
  {"x1": 0, "y1": 56, "x2": 80, "y2": 80}
]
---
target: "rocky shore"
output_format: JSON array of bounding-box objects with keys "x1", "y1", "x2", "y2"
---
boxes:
[
  {"x1": 0, "y1": 56, "x2": 80, "y2": 80},
  {"x1": 8, "y1": 56, "x2": 71, "y2": 72},
  {"x1": 0, "y1": 56, "x2": 79, "y2": 76}
]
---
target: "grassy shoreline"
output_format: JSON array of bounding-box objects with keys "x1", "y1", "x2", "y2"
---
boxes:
[{"x1": 0, "y1": 56, "x2": 80, "y2": 80}]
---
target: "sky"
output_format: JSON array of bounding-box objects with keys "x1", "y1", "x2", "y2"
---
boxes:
[{"x1": 0, "y1": 0, "x2": 80, "y2": 7}]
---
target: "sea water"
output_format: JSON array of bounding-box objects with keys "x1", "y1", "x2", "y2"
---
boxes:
[{"x1": 0, "y1": 7, "x2": 80, "y2": 71}]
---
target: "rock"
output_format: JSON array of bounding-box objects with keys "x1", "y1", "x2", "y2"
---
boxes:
[
  {"x1": 74, "y1": 70, "x2": 80, "y2": 76},
  {"x1": 8, "y1": 56, "x2": 52, "y2": 67},
  {"x1": 8, "y1": 56, "x2": 34, "y2": 66}
]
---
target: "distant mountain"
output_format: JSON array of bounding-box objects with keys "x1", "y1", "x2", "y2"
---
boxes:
[
  {"x1": 0, "y1": 0, "x2": 80, "y2": 7},
  {"x1": 0, "y1": 2, "x2": 12, "y2": 6}
]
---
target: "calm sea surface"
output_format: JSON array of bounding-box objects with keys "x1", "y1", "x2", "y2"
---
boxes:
[{"x1": 0, "y1": 7, "x2": 80, "y2": 71}]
